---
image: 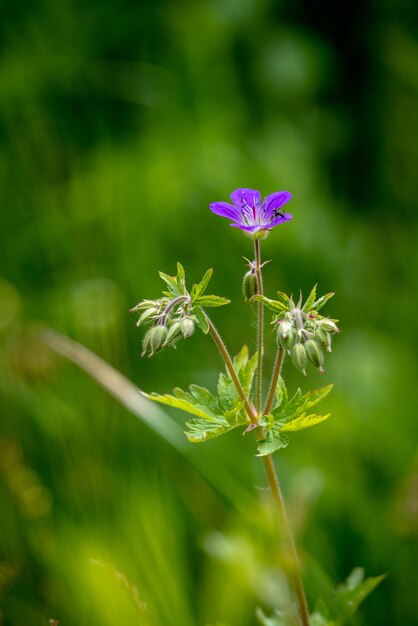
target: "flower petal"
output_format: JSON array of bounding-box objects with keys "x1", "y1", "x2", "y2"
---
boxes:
[
  {"x1": 210, "y1": 201, "x2": 242, "y2": 222},
  {"x1": 262, "y1": 191, "x2": 292, "y2": 219},
  {"x1": 230, "y1": 188, "x2": 261, "y2": 210},
  {"x1": 268, "y1": 212, "x2": 293, "y2": 227},
  {"x1": 230, "y1": 223, "x2": 260, "y2": 232}
]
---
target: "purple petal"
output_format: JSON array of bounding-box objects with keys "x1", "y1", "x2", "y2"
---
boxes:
[
  {"x1": 262, "y1": 191, "x2": 292, "y2": 219},
  {"x1": 230, "y1": 223, "x2": 260, "y2": 232},
  {"x1": 230, "y1": 188, "x2": 261, "y2": 210},
  {"x1": 210, "y1": 201, "x2": 242, "y2": 222},
  {"x1": 268, "y1": 212, "x2": 293, "y2": 227}
]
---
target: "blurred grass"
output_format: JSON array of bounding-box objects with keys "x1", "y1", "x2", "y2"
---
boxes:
[{"x1": 1, "y1": 0, "x2": 417, "y2": 624}]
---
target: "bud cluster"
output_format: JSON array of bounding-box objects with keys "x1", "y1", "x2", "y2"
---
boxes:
[
  {"x1": 275, "y1": 302, "x2": 339, "y2": 375},
  {"x1": 130, "y1": 296, "x2": 195, "y2": 358}
]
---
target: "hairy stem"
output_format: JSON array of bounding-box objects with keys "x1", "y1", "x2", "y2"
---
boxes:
[
  {"x1": 254, "y1": 239, "x2": 264, "y2": 414},
  {"x1": 262, "y1": 454, "x2": 310, "y2": 626},
  {"x1": 205, "y1": 314, "x2": 257, "y2": 423},
  {"x1": 263, "y1": 348, "x2": 285, "y2": 416}
]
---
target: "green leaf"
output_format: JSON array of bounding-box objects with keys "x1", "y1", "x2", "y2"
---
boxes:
[
  {"x1": 191, "y1": 268, "x2": 213, "y2": 301},
  {"x1": 303, "y1": 284, "x2": 317, "y2": 312},
  {"x1": 239, "y1": 351, "x2": 258, "y2": 396},
  {"x1": 256, "y1": 429, "x2": 289, "y2": 456},
  {"x1": 185, "y1": 416, "x2": 233, "y2": 442},
  {"x1": 312, "y1": 292, "x2": 335, "y2": 312},
  {"x1": 276, "y1": 291, "x2": 291, "y2": 307},
  {"x1": 332, "y1": 568, "x2": 387, "y2": 625},
  {"x1": 281, "y1": 412, "x2": 331, "y2": 432},
  {"x1": 143, "y1": 390, "x2": 216, "y2": 421},
  {"x1": 251, "y1": 295, "x2": 288, "y2": 313},
  {"x1": 298, "y1": 384, "x2": 334, "y2": 412},
  {"x1": 217, "y1": 372, "x2": 238, "y2": 411},
  {"x1": 193, "y1": 306, "x2": 209, "y2": 334},
  {"x1": 159, "y1": 271, "x2": 180, "y2": 295},
  {"x1": 194, "y1": 295, "x2": 230, "y2": 308},
  {"x1": 176, "y1": 262, "x2": 186, "y2": 294}
]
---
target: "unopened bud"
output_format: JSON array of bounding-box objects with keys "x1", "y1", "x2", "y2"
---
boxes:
[
  {"x1": 291, "y1": 343, "x2": 308, "y2": 375},
  {"x1": 316, "y1": 327, "x2": 332, "y2": 352},
  {"x1": 151, "y1": 324, "x2": 168, "y2": 352},
  {"x1": 181, "y1": 317, "x2": 195, "y2": 338},
  {"x1": 136, "y1": 307, "x2": 159, "y2": 326},
  {"x1": 305, "y1": 339, "x2": 324, "y2": 372},
  {"x1": 165, "y1": 320, "x2": 183, "y2": 344},
  {"x1": 318, "y1": 319, "x2": 339, "y2": 334},
  {"x1": 242, "y1": 269, "x2": 258, "y2": 303}
]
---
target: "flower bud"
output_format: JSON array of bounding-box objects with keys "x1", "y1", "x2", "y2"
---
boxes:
[
  {"x1": 305, "y1": 339, "x2": 325, "y2": 372},
  {"x1": 136, "y1": 307, "x2": 159, "y2": 326},
  {"x1": 181, "y1": 317, "x2": 195, "y2": 338},
  {"x1": 165, "y1": 320, "x2": 183, "y2": 345},
  {"x1": 242, "y1": 269, "x2": 257, "y2": 303},
  {"x1": 317, "y1": 319, "x2": 339, "y2": 334},
  {"x1": 290, "y1": 343, "x2": 308, "y2": 375},
  {"x1": 150, "y1": 324, "x2": 168, "y2": 352},
  {"x1": 316, "y1": 327, "x2": 332, "y2": 352}
]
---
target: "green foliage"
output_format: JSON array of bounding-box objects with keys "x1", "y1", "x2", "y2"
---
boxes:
[
  {"x1": 256, "y1": 382, "x2": 333, "y2": 456},
  {"x1": 144, "y1": 346, "x2": 258, "y2": 442}
]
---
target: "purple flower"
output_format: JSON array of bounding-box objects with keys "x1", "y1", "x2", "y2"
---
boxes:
[{"x1": 210, "y1": 188, "x2": 293, "y2": 239}]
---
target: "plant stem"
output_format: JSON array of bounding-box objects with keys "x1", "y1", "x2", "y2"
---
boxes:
[
  {"x1": 205, "y1": 314, "x2": 257, "y2": 424},
  {"x1": 262, "y1": 454, "x2": 310, "y2": 626},
  {"x1": 263, "y1": 348, "x2": 285, "y2": 416},
  {"x1": 254, "y1": 239, "x2": 264, "y2": 414}
]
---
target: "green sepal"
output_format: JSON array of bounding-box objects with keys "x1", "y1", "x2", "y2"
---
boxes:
[
  {"x1": 193, "y1": 306, "x2": 209, "y2": 334},
  {"x1": 191, "y1": 268, "x2": 213, "y2": 301},
  {"x1": 193, "y1": 295, "x2": 230, "y2": 308}
]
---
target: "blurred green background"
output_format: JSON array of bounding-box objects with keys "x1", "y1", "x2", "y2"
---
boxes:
[{"x1": 0, "y1": 0, "x2": 417, "y2": 624}]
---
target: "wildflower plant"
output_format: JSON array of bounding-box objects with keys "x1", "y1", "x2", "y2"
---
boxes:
[{"x1": 131, "y1": 187, "x2": 384, "y2": 626}]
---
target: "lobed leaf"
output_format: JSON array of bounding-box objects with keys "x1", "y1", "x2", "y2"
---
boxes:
[
  {"x1": 332, "y1": 568, "x2": 387, "y2": 625},
  {"x1": 159, "y1": 271, "x2": 180, "y2": 295},
  {"x1": 176, "y1": 262, "x2": 186, "y2": 294},
  {"x1": 194, "y1": 295, "x2": 230, "y2": 308},
  {"x1": 298, "y1": 384, "x2": 334, "y2": 412},
  {"x1": 303, "y1": 284, "x2": 317, "y2": 312},
  {"x1": 191, "y1": 268, "x2": 213, "y2": 301},
  {"x1": 281, "y1": 412, "x2": 331, "y2": 432},
  {"x1": 251, "y1": 295, "x2": 288, "y2": 313},
  {"x1": 256, "y1": 430, "x2": 289, "y2": 456},
  {"x1": 143, "y1": 390, "x2": 216, "y2": 421},
  {"x1": 312, "y1": 292, "x2": 335, "y2": 312},
  {"x1": 193, "y1": 306, "x2": 209, "y2": 334}
]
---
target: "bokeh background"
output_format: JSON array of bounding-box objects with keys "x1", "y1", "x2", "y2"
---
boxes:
[{"x1": 0, "y1": 0, "x2": 417, "y2": 624}]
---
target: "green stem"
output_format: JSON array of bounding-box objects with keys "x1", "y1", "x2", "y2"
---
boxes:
[
  {"x1": 262, "y1": 454, "x2": 310, "y2": 626},
  {"x1": 205, "y1": 314, "x2": 257, "y2": 424},
  {"x1": 254, "y1": 239, "x2": 264, "y2": 415},
  {"x1": 263, "y1": 348, "x2": 285, "y2": 416}
]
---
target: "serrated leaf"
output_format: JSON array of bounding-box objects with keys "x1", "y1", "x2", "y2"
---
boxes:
[
  {"x1": 185, "y1": 416, "x2": 232, "y2": 442},
  {"x1": 299, "y1": 384, "x2": 334, "y2": 412},
  {"x1": 256, "y1": 430, "x2": 289, "y2": 456},
  {"x1": 217, "y1": 372, "x2": 238, "y2": 411},
  {"x1": 159, "y1": 271, "x2": 180, "y2": 295},
  {"x1": 189, "y1": 384, "x2": 219, "y2": 413},
  {"x1": 251, "y1": 295, "x2": 288, "y2": 313},
  {"x1": 312, "y1": 292, "x2": 335, "y2": 312},
  {"x1": 143, "y1": 391, "x2": 216, "y2": 421},
  {"x1": 281, "y1": 412, "x2": 331, "y2": 432},
  {"x1": 176, "y1": 262, "x2": 186, "y2": 294},
  {"x1": 302, "y1": 284, "x2": 317, "y2": 312},
  {"x1": 193, "y1": 306, "x2": 209, "y2": 333},
  {"x1": 239, "y1": 351, "x2": 258, "y2": 396},
  {"x1": 191, "y1": 268, "x2": 213, "y2": 301},
  {"x1": 276, "y1": 291, "x2": 291, "y2": 306},
  {"x1": 194, "y1": 295, "x2": 230, "y2": 308},
  {"x1": 270, "y1": 376, "x2": 287, "y2": 412},
  {"x1": 332, "y1": 568, "x2": 387, "y2": 625}
]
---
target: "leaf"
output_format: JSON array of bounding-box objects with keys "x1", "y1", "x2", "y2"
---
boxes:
[
  {"x1": 185, "y1": 416, "x2": 234, "y2": 442},
  {"x1": 302, "y1": 284, "x2": 317, "y2": 312},
  {"x1": 143, "y1": 390, "x2": 216, "y2": 421},
  {"x1": 251, "y1": 295, "x2": 288, "y2": 313},
  {"x1": 281, "y1": 412, "x2": 331, "y2": 432},
  {"x1": 217, "y1": 346, "x2": 257, "y2": 409},
  {"x1": 176, "y1": 262, "x2": 186, "y2": 294},
  {"x1": 239, "y1": 351, "x2": 258, "y2": 396},
  {"x1": 159, "y1": 271, "x2": 180, "y2": 295},
  {"x1": 298, "y1": 384, "x2": 334, "y2": 412},
  {"x1": 193, "y1": 295, "x2": 230, "y2": 308},
  {"x1": 193, "y1": 306, "x2": 209, "y2": 334},
  {"x1": 256, "y1": 429, "x2": 289, "y2": 456},
  {"x1": 189, "y1": 384, "x2": 219, "y2": 414},
  {"x1": 191, "y1": 268, "x2": 213, "y2": 301},
  {"x1": 332, "y1": 568, "x2": 387, "y2": 625},
  {"x1": 312, "y1": 292, "x2": 335, "y2": 312},
  {"x1": 217, "y1": 372, "x2": 238, "y2": 411},
  {"x1": 276, "y1": 291, "x2": 291, "y2": 307}
]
